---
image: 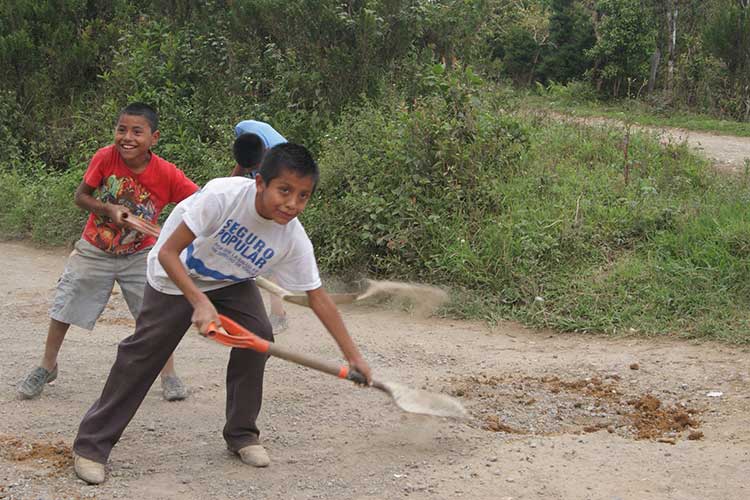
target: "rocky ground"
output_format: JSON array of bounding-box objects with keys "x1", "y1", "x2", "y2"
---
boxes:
[{"x1": 1, "y1": 242, "x2": 749, "y2": 500}]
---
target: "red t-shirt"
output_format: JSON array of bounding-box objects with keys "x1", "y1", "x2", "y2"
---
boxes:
[{"x1": 81, "y1": 145, "x2": 198, "y2": 254}]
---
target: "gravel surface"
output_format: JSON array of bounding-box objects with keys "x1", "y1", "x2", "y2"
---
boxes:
[{"x1": 1, "y1": 242, "x2": 749, "y2": 499}]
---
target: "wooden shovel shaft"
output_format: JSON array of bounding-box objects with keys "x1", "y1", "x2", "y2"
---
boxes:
[
  {"x1": 119, "y1": 219, "x2": 345, "y2": 308},
  {"x1": 256, "y1": 277, "x2": 360, "y2": 308},
  {"x1": 121, "y1": 217, "x2": 355, "y2": 309},
  {"x1": 255, "y1": 277, "x2": 314, "y2": 306},
  {"x1": 256, "y1": 276, "x2": 291, "y2": 299},
  {"x1": 265, "y1": 342, "x2": 375, "y2": 387},
  {"x1": 267, "y1": 342, "x2": 346, "y2": 378}
]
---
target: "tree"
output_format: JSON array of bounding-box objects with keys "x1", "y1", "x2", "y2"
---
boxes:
[
  {"x1": 539, "y1": 0, "x2": 596, "y2": 83},
  {"x1": 665, "y1": 0, "x2": 679, "y2": 96},
  {"x1": 587, "y1": 0, "x2": 658, "y2": 97},
  {"x1": 499, "y1": 25, "x2": 544, "y2": 84},
  {"x1": 488, "y1": 0, "x2": 550, "y2": 83},
  {"x1": 703, "y1": 0, "x2": 750, "y2": 119}
]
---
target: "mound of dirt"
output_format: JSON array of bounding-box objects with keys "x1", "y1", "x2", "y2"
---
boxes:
[
  {"x1": 627, "y1": 395, "x2": 700, "y2": 440},
  {"x1": 0, "y1": 434, "x2": 72, "y2": 475},
  {"x1": 446, "y1": 372, "x2": 702, "y2": 442}
]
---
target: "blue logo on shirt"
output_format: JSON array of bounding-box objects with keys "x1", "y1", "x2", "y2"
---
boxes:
[
  {"x1": 184, "y1": 218, "x2": 278, "y2": 282},
  {"x1": 216, "y1": 219, "x2": 275, "y2": 268},
  {"x1": 185, "y1": 244, "x2": 244, "y2": 281}
]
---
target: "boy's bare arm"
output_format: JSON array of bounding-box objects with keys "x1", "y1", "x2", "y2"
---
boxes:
[
  {"x1": 158, "y1": 222, "x2": 219, "y2": 334},
  {"x1": 74, "y1": 182, "x2": 129, "y2": 225},
  {"x1": 306, "y1": 287, "x2": 372, "y2": 383}
]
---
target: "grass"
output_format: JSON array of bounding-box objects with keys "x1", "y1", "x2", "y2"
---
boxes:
[
  {"x1": 442, "y1": 112, "x2": 750, "y2": 344},
  {"x1": 0, "y1": 166, "x2": 88, "y2": 244}
]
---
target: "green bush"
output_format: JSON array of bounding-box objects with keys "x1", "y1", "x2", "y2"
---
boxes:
[
  {"x1": 0, "y1": 166, "x2": 87, "y2": 244},
  {"x1": 306, "y1": 76, "x2": 529, "y2": 282},
  {"x1": 537, "y1": 80, "x2": 599, "y2": 105}
]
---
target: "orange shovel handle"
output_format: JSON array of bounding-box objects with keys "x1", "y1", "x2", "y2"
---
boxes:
[
  {"x1": 206, "y1": 314, "x2": 367, "y2": 386},
  {"x1": 206, "y1": 314, "x2": 270, "y2": 353}
]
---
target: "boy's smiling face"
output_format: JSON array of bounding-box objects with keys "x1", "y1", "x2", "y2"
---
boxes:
[
  {"x1": 114, "y1": 114, "x2": 160, "y2": 171},
  {"x1": 255, "y1": 167, "x2": 315, "y2": 224}
]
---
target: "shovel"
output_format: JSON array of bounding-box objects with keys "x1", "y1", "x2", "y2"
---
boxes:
[
  {"x1": 122, "y1": 213, "x2": 162, "y2": 238},
  {"x1": 254, "y1": 276, "x2": 360, "y2": 307},
  {"x1": 208, "y1": 314, "x2": 467, "y2": 419},
  {"x1": 121, "y1": 216, "x2": 448, "y2": 309},
  {"x1": 121, "y1": 216, "x2": 362, "y2": 307},
  {"x1": 256, "y1": 277, "x2": 449, "y2": 312}
]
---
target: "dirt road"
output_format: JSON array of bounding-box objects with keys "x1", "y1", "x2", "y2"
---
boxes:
[
  {"x1": 660, "y1": 127, "x2": 750, "y2": 171},
  {"x1": 1, "y1": 242, "x2": 749, "y2": 500},
  {"x1": 547, "y1": 112, "x2": 750, "y2": 172}
]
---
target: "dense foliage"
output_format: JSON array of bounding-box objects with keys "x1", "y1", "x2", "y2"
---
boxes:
[
  {"x1": 1, "y1": 0, "x2": 747, "y2": 172},
  {"x1": 491, "y1": 0, "x2": 750, "y2": 120}
]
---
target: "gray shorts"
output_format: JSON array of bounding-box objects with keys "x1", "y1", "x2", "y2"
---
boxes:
[{"x1": 49, "y1": 239, "x2": 150, "y2": 330}]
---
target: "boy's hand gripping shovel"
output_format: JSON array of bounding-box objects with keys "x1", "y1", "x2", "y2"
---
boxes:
[
  {"x1": 121, "y1": 213, "x2": 163, "y2": 239},
  {"x1": 206, "y1": 314, "x2": 467, "y2": 419}
]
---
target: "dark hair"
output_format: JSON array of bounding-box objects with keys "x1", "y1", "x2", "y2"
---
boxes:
[
  {"x1": 259, "y1": 143, "x2": 319, "y2": 188},
  {"x1": 118, "y1": 102, "x2": 158, "y2": 132},
  {"x1": 233, "y1": 133, "x2": 265, "y2": 169}
]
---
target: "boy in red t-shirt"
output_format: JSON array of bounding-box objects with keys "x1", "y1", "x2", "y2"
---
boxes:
[{"x1": 17, "y1": 102, "x2": 198, "y2": 401}]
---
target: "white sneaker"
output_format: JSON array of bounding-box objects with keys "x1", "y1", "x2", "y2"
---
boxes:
[
  {"x1": 235, "y1": 444, "x2": 270, "y2": 467},
  {"x1": 74, "y1": 453, "x2": 105, "y2": 484}
]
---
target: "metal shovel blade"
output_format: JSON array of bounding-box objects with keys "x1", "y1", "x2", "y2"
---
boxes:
[{"x1": 374, "y1": 381, "x2": 467, "y2": 419}]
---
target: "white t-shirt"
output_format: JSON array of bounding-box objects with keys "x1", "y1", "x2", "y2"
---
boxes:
[{"x1": 147, "y1": 177, "x2": 321, "y2": 295}]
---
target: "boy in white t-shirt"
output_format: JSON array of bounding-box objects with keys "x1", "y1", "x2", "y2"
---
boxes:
[{"x1": 72, "y1": 143, "x2": 372, "y2": 485}]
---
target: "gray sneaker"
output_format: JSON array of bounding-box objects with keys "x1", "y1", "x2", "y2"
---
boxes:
[
  {"x1": 18, "y1": 365, "x2": 58, "y2": 399},
  {"x1": 162, "y1": 374, "x2": 188, "y2": 401},
  {"x1": 269, "y1": 313, "x2": 289, "y2": 334}
]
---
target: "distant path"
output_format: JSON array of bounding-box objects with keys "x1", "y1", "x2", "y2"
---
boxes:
[{"x1": 549, "y1": 112, "x2": 750, "y2": 172}]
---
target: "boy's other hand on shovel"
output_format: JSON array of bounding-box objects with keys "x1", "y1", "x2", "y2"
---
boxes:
[
  {"x1": 348, "y1": 356, "x2": 372, "y2": 386},
  {"x1": 105, "y1": 204, "x2": 132, "y2": 227},
  {"x1": 191, "y1": 295, "x2": 220, "y2": 337}
]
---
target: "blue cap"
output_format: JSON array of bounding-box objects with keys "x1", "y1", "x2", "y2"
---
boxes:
[{"x1": 234, "y1": 120, "x2": 287, "y2": 148}]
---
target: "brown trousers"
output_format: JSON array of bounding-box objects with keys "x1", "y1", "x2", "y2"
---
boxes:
[{"x1": 73, "y1": 280, "x2": 273, "y2": 464}]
